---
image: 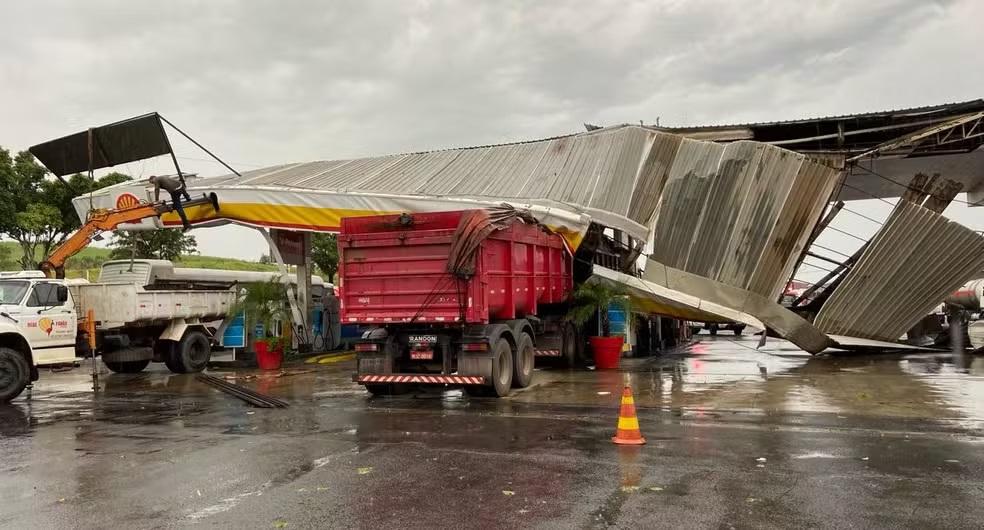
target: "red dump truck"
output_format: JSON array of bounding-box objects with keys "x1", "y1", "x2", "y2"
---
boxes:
[{"x1": 339, "y1": 209, "x2": 577, "y2": 397}]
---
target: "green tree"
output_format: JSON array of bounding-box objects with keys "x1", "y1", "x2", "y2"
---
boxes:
[
  {"x1": 109, "y1": 230, "x2": 198, "y2": 261},
  {"x1": 311, "y1": 233, "x2": 339, "y2": 283},
  {"x1": 0, "y1": 147, "x2": 130, "y2": 269},
  {"x1": 0, "y1": 245, "x2": 15, "y2": 270}
]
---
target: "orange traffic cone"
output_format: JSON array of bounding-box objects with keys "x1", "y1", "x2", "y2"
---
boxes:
[{"x1": 612, "y1": 385, "x2": 646, "y2": 445}]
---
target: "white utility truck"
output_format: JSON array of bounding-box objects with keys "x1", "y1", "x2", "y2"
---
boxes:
[{"x1": 0, "y1": 267, "x2": 235, "y2": 402}]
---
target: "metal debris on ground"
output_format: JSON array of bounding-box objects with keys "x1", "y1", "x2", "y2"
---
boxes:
[
  {"x1": 196, "y1": 374, "x2": 289, "y2": 408},
  {"x1": 276, "y1": 369, "x2": 315, "y2": 378}
]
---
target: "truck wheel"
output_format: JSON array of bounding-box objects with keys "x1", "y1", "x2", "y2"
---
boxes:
[
  {"x1": 365, "y1": 384, "x2": 391, "y2": 396},
  {"x1": 168, "y1": 331, "x2": 211, "y2": 374},
  {"x1": 489, "y1": 337, "x2": 514, "y2": 397},
  {"x1": 0, "y1": 347, "x2": 30, "y2": 403},
  {"x1": 561, "y1": 322, "x2": 578, "y2": 368},
  {"x1": 163, "y1": 355, "x2": 182, "y2": 373},
  {"x1": 512, "y1": 332, "x2": 534, "y2": 388},
  {"x1": 104, "y1": 359, "x2": 151, "y2": 374},
  {"x1": 733, "y1": 325, "x2": 745, "y2": 337},
  {"x1": 709, "y1": 324, "x2": 718, "y2": 336},
  {"x1": 365, "y1": 384, "x2": 410, "y2": 396},
  {"x1": 465, "y1": 337, "x2": 513, "y2": 398}
]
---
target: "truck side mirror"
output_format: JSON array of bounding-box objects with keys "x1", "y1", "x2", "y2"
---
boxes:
[{"x1": 56, "y1": 285, "x2": 69, "y2": 303}]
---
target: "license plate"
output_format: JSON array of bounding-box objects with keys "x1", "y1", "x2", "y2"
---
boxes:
[
  {"x1": 409, "y1": 335, "x2": 437, "y2": 344},
  {"x1": 410, "y1": 350, "x2": 434, "y2": 360}
]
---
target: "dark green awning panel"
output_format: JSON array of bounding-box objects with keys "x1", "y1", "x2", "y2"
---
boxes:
[{"x1": 29, "y1": 113, "x2": 171, "y2": 176}]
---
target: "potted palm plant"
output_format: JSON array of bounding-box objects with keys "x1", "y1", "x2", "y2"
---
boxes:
[
  {"x1": 230, "y1": 277, "x2": 291, "y2": 370},
  {"x1": 568, "y1": 282, "x2": 630, "y2": 369}
]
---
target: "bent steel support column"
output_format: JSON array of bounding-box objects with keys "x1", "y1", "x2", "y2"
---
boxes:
[{"x1": 257, "y1": 227, "x2": 308, "y2": 344}]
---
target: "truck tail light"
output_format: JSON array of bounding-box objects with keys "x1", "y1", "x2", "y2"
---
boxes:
[
  {"x1": 355, "y1": 343, "x2": 379, "y2": 352},
  {"x1": 460, "y1": 342, "x2": 488, "y2": 352}
]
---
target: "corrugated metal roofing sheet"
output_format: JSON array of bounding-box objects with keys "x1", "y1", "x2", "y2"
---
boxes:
[
  {"x1": 661, "y1": 99, "x2": 984, "y2": 132},
  {"x1": 815, "y1": 201, "x2": 984, "y2": 340},
  {"x1": 648, "y1": 139, "x2": 840, "y2": 300},
  {"x1": 181, "y1": 125, "x2": 840, "y2": 252}
]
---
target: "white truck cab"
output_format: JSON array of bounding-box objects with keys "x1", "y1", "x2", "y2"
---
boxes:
[
  {"x1": 0, "y1": 272, "x2": 77, "y2": 401},
  {"x1": 0, "y1": 266, "x2": 236, "y2": 403},
  {"x1": 0, "y1": 272, "x2": 77, "y2": 363}
]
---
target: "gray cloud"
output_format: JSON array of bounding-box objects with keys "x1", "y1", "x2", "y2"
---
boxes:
[{"x1": 1, "y1": 0, "x2": 981, "y2": 263}]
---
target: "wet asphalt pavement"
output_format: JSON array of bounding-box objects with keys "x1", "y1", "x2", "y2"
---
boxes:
[{"x1": 3, "y1": 335, "x2": 984, "y2": 529}]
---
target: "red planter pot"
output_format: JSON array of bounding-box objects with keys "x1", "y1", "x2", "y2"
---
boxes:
[
  {"x1": 255, "y1": 340, "x2": 284, "y2": 371},
  {"x1": 589, "y1": 336, "x2": 624, "y2": 369}
]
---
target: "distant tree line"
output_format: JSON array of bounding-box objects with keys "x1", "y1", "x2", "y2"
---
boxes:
[
  {"x1": 0, "y1": 144, "x2": 336, "y2": 274},
  {"x1": 0, "y1": 146, "x2": 197, "y2": 270},
  {"x1": 257, "y1": 233, "x2": 338, "y2": 283}
]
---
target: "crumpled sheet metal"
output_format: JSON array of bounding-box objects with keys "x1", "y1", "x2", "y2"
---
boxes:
[
  {"x1": 650, "y1": 139, "x2": 841, "y2": 301},
  {"x1": 643, "y1": 259, "x2": 832, "y2": 353},
  {"x1": 814, "y1": 201, "x2": 984, "y2": 341},
  {"x1": 589, "y1": 265, "x2": 765, "y2": 329},
  {"x1": 73, "y1": 125, "x2": 836, "y2": 260}
]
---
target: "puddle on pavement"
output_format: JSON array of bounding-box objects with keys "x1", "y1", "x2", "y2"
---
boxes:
[
  {"x1": 512, "y1": 336, "x2": 984, "y2": 428},
  {"x1": 7, "y1": 336, "x2": 984, "y2": 434}
]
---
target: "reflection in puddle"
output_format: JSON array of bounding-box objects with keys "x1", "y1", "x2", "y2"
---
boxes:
[{"x1": 900, "y1": 355, "x2": 984, "y2": 429}]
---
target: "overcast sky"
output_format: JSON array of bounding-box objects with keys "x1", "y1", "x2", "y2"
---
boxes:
[{"x1": 1, "y1": 0, "x2": 982, "y2": 279}]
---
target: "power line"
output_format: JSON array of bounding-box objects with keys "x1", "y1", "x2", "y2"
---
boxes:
[
  {"x1": 800, "y1": 261, "x2": 836, "y2": 274},
  {"x1": 851, "y1": 163, "x2": 974, "y2": 206},
  {"x1": 824, "y1": 224, "x2": 870, "y2": 243},
  {"x1": 841, "y1": 206, "x2": 886, "y2": 226},
  {"x1": 811, "y1": 243, "x2": 853, "y2": 259},
  {"x1": 837, "y1": 179, "x2": 897, "y2": 206}
]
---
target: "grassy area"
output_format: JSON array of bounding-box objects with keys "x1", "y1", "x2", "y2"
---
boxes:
[
  {"x1": 0, "y1": 241, "x2": 276, "y2": 274},
  {"x1": 175, "y1": 255, "x2": 279, "y2": 272}
]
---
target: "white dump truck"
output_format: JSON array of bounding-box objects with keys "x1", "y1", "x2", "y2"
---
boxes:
[{"x1": 0, "y1": 267, "x2": 235, "y2": 402}]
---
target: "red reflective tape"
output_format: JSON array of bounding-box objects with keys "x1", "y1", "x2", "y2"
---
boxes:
[{"x1": 360, "y1": 374, "x2": 485, "y2": 385}]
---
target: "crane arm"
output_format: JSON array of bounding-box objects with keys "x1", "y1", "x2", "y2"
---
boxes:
[{"x1": 40, "y1": 192, "x2": 219, "y2": 278}]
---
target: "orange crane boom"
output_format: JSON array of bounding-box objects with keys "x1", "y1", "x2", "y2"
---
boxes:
[{"x1": 40, "y1": 193, "x2": 220, "y2": 278}]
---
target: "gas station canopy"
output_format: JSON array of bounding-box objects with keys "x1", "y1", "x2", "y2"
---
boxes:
[{"x1": 63, "y1": 106, "x2": 984, "y2": 352}]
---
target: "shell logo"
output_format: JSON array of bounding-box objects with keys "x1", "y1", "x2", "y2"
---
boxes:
[
  {"x1": 38, "y1": 317, "x2": 54, "y2": 336},
  {"x1": 115, "y1": 192, "x2": 140, "y2": 209}
]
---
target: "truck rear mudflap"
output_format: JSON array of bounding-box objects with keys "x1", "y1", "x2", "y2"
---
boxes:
[{"x1": 355, "y1": 374, "x2": 487, "y2": 385}]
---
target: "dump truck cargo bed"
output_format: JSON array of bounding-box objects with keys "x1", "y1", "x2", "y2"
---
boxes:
[
  {"x1": 71, "y1": 283, "x2": 235, "y2": 330},
  {"x1": 341, "y1": 209, "x2": 577, "y2": 397},
  {"x1": 339, "y1": 210, "x2": 573, "y2": 325}
]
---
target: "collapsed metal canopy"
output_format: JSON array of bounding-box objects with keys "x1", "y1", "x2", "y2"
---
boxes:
[
  {"x1": 73, "y1": 124, "x2": 841, "y2": 255},
  {"x1": 68, "y1": 122, "x2": 846, "y2": 340},
  {"x1": 814, "y1": 201, "x2": 984, "y2": 341},
  {"x1": 54, "y1": 108, "x2": 984, "y2": 353}
]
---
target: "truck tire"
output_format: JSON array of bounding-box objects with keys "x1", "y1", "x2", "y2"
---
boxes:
[
  {"x1": 561, "y1": 322, "x2": 579, "y2": 368},
  {"x1": 104, "y1": 359, "x2": 151, "y2": 374},
  {"x1": 365, "y1": 383, "x2": 410, "y2": 396},
  {"x1": 733, "y1": 325, "x2": 745, "y2": 337},
  {"x1": 709, "y1": 324, "x2": 718, "y2": 336},
  {"x1": 467, "y1": 337, "x2": 513, "y2": 398},
  {"x1": 512, "y1": 332, "x2": 534, "y2": 388},
  {"x1": 0, "y1": 347, "x2": 30, "y2": 403},
  {"x1": 167, "y1": 331, "x2": 211, "y2": 374}
]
